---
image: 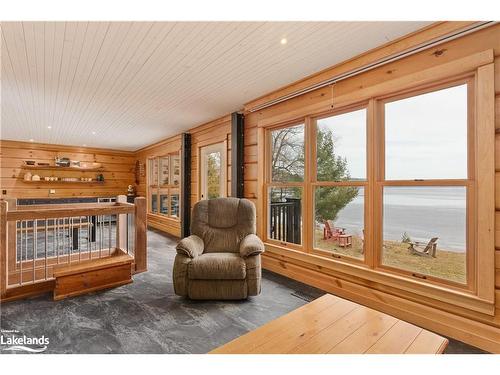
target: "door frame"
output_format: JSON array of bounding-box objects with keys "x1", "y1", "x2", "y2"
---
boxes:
[{"x1": 198, "y1": 140, "x2": 227, "y2": 200}]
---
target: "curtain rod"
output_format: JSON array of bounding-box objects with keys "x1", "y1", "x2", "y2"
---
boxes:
[{"x1": 248, "y1": 21, "x2": 497, "y2": 113}]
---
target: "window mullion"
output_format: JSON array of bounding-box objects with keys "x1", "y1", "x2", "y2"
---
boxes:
[
  {"x1": 373, "y1": 100, "x2": 384, "y2": 270},
  {"x1": 366, "y1": 98, "x2": 376, "y2": 269},
  {"x1": 304, "y1": 117, "x2": 313, "y2": 253}
]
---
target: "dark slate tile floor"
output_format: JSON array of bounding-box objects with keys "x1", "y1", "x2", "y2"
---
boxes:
[{"x1": 0, "y1": 229, "x2": 486, "y2": 354}]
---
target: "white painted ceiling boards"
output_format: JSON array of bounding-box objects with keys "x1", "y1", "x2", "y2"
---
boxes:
[{"x1": 1, "y1": 21, "x2": 431, "y2": 150}]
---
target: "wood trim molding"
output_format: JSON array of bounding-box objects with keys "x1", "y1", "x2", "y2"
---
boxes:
[
  {"x1": 476, "y1": 63, "x2": 496, "y2": 302},
  {"x1": 134, "y1": 197, "x2": 147, "y2": 273},
  {"x1": 257, "y1": 50, "x2": 494, "y2": 128},
  {"x1": 256, "y1": 127, "x2": 266, "y2": 239},
  {"x1": 244, "y1": 22, "x2": 482, "y2": 112}
]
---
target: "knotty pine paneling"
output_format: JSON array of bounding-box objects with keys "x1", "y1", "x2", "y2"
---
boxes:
[
  {"x1": 0, "y1": 140, "x2": 134, "y2": 199},
  {"x1": 495, "y1": 95, "x2": 500, "y2": 128}
]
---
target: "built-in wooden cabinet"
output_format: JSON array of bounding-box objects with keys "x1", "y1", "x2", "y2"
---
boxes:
[{"x1": 147, "y1": 152, "x2": 181, "y2": 219}]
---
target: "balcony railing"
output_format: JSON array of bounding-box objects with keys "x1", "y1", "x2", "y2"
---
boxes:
[
  {"x1": 269, "y1": 198, "x2": 301, "y2": 244},
  {"x1": 0, "y1": 195, "x2": 146, "y2": 301}
]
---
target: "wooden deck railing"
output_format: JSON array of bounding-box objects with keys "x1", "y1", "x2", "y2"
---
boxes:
[{"x1": 0, "y1": 195, "x2": 146, "y2": 301}]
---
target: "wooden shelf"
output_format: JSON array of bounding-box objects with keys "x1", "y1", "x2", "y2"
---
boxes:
[
  {"x1": 21, "y1": 179, "x2": 105, "y2": 184},
  {"x1": 22, "y1": 165, "x2": 104, "y2": 172}
]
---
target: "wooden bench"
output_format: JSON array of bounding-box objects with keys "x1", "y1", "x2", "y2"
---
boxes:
[{"x1": 210, "y1": 294, "x2": 448, "y2": 354}]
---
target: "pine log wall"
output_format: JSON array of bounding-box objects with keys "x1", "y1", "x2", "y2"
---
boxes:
[
  {"x1": 241, "y1": 23, "x2": 500, "y2": 352},
  {"x1": 1, "y1": 22, "x2": 499, "y2": 351},
  {"x1": 127, "y1": 23, "x2": 500, "y2": 351},
  {"x1": 0, "y1": 140, "x2": 134, "y2": 199}
]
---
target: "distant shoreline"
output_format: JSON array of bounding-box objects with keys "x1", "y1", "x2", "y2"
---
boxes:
[{"x1": 333, "y1": 186, "x2": 466, "y2": 252}]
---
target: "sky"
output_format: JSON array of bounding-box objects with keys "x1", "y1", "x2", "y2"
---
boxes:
[
  {"x1": 316, "y1": 84, "x2": 468, "y2": 180},
  {"x1": 385, "y1": 84, "x2": 468, "y2": 180},
  {"x1": 317, "y1": 108, "x2": 367, "y2": 179}
]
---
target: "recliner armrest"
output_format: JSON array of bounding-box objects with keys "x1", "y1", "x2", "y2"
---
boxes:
[
  {"x1": 176, "y1": 235, "x2": 205, "y2": 258},
  {"x1": 240, "y1": 234, "x2": 265, "y2": 258}
]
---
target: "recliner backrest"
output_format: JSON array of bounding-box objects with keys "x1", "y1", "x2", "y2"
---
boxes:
[{"x1": 191, "y1": 197, "x2": 256, "y2": 253}]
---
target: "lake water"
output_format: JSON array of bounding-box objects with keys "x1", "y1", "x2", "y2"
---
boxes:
[{"x1": 334, "y1": 186, "x2": 466, "y2": 252}]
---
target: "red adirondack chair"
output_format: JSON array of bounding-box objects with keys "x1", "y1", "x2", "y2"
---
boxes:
[{"x1": 323, "y1": 220, "x2": 344, "y2": 241}]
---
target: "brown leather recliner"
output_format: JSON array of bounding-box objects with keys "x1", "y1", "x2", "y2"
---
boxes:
[{"x1": 173, "y1": 197, "x2": 264, "y2": 300}]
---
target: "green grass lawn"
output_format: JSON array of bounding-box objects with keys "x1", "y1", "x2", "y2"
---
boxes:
[{"x1": 314, "y1": 230, "x2": 466, "y2": 284}]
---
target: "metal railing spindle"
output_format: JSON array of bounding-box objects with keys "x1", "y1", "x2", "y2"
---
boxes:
[
  {"x1": 33, "y1": 220, "x2": 37, "y2": 283},
  {"x1": 45, "y1": 219, "x2": 48, "y2": 280}
]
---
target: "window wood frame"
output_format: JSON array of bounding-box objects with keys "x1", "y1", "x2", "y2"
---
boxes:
[
  {"x1": 198, "y1": 140, "x2": 228, "y2": 200},
  {"x1": 309, "y1": 103, "x2": 370, "y2": 265},
  {"x1": 374, "y1": 77, "x2": 476, "y2": 292},
  {"x1": 264, "y1": 120, "x2": 307, "y2": 250},
  {"x1": 259, "y1": 53, "x2": 496, "y2": 313}
]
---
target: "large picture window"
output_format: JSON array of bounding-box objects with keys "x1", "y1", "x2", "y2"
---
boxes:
[
  {"x1": 263, "y1": 78, "x2": 477, "y2": 292},
  {"x1": 148, "y1": 152, "x2": 181, "y2": 219},
  {"x1": 379, "y1": 82, "x2": 472, "y2": 286}
]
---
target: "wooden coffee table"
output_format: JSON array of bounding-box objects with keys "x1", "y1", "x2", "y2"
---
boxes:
[{"x1": 210, "y1": 294, "x2": 448, "y2": 354}]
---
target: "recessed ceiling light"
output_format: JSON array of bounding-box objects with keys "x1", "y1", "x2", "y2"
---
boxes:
[
  {"x1": 280, "y1": 38, "x2": 287, "y2": 45},
  {"x1": 29, "y1": 139, "x2": 34, "y2": 142},
  {"x1": 92, "y1": 131, "x2": 96, "y2": 135},
  {"x1": 82, "y1": 144, "x2": 87, "y2": 147},
  {"x1": 47, "y1": 126, "x2": 52, "y2": 129}
]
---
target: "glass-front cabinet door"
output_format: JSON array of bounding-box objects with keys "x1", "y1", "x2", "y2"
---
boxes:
[
  {"x1": 170, "y1": 188, "x2": 180, "y2": 218},
  {"x1": 160, "y1": 156, "x2": 170, "y2": 186},
  {"x1": 150, "y1": 192, "x2": 158, "y2": 214},
  {"x1": 159, "y1": 188, "x2": 169, "y2": 215},
  {"x1": 171, "y1": 154, "x2": 180, "y2": 187},
  {"x1": 148, "y1": 158, "x2": 159, "y2": 213},
  {"x1": 148, "y1": 152, "x2": 181, "y2": 220}
]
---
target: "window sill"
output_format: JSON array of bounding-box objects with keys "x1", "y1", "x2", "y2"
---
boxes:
[
  {"x1": 263, "y1": 241, "x2": 495, "y2": 316},
  {"x1": 147, "y1": 212, "x2": 180, "y2": 223}
]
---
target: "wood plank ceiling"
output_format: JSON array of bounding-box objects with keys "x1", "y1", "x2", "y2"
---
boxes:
[{"x1": 1, "y1": 21, "x2": 431, "y2": 150}]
